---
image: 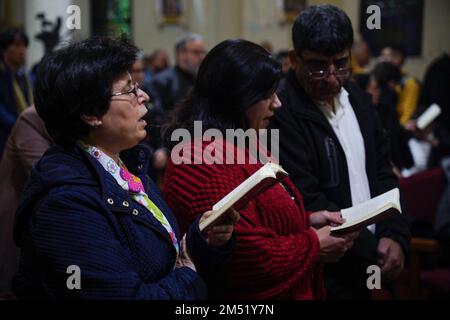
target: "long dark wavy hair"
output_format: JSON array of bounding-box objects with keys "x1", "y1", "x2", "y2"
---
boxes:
[{"x1": 163, "y1": 39, "x2": 282, "y2": 148}]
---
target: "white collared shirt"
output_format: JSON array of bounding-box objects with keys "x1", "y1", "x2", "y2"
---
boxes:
[{"x1": 316, "y1": 88, "x2": 375, "y2": 233}]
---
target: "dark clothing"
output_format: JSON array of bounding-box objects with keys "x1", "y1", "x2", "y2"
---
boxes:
[
  {"x1": 0, "y1": 61, "x2": 32, "y2": 156},
  {"x1": 270, "y1": 70, "x2": 410, "y2": 299},
  {"x1": 418, "y1": 54, "x2": 450, "y2": 167},
  {"x1": 375, "y1": 85, "x2": 413, "y2": 170},
  {"x1": 12, "y1": 143, "x2": 233, "y2": 299},
  {"x1": 420, "y1": 54, "x2": 450, "y2": 133},
  {"x1": 147, "y1": 65, "x2": 194, "y2": 115},
  {"x1": 144, "y1": 66, "x2": 195, "y2": 179}
]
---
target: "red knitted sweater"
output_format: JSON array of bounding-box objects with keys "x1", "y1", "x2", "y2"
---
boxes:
[{"x1": 162, "y1": 141, "x2": 325, "y2": 299}]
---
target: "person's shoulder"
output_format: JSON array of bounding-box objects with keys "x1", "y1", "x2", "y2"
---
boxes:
[
  {"x1": 34, "y1": 145, "x2": 97, "y2": 188},
  {"x1": 152, "y1": 67, "x2": 177, "y2": 84},
  {"x1": 15, "y1": 106, "x2": 50, "y2": 135}
]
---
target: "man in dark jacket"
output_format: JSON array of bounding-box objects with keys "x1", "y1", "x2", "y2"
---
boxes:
[
  {"x1": 147, "y1": 33, "x2": 206, "y2": 115},
  {"x1": 270, "y1": 5, "x2": 410, "y2": 299}
]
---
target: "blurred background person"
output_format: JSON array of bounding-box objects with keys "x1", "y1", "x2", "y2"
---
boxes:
[
  {"x1": 0, "y1": 106, "x2": 52, "y2": 297},
  {"x1": 0, "y1": 28, "x2": 32, "y2": 157},
  {"x1": 379, "y1": 46, "x2": 421, "y2": 126},
  {"x1": 275, "y1": 49, "x2": 292, "y2": 76},
  {"x1": 367, "y1": 62, "x2": 414, "y2": 175},
  {"x1": 351, "y1": 40, "x2": 372, "y2": 90},
  {"x1": 143, "y1": 49, "x2": 170, "y2": 85},
  {"x1": 145, "y1": 33, "x2": 206, "y2": 184},
  {"x1": 148, "y1": 33, "x2": 206, "y2": 114}
]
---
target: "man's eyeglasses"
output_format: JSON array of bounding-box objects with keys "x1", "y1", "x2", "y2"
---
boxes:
[
  {"x1": 298, "y1": 54, "x2": 352, "y2": 81},
  {"x1": 111, "y1": 82, "x2": 140, "y2": 99}
]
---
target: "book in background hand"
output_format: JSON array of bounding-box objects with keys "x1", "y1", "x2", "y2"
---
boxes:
[
  {"x1": 416, "y1": 104, "x2": 441, "y2": 130},
  {"x1": 199, "y1": 162, "x2": 288, "y2": 232},
  {"x1": 330, "y1": 188, "x2": 401, "y2": 235}
]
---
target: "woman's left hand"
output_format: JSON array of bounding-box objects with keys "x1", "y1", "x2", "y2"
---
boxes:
[{"x1": 200, "y1": 209, "x2": 240, "y2": 247}]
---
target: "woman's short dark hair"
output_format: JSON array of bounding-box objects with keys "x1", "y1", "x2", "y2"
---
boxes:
[
  {"x1": 163, "y1": 39, "x2": 282, "y2": 146},
  {"x1": 0, "y1": 28, "x2": 29, "y2": 52},
  {"x1": 371, "y1": 62, "x2": 402, "y2": 86},
  {"x1": 292, "y1": 5, "x2": 354, "y2": 55},
  {"x1": 34, "y1": 37, "x2": 139, "y2": 144}
]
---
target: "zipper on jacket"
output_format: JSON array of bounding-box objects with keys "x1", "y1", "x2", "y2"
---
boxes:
[{"x1": 323, "y1": 137, "x2": 339, "y2": 188}]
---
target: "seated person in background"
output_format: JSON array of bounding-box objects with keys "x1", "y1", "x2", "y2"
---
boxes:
[
  {"x1": 351, "y1": 40, "x2": 372, "y2": 90},
  {"x1": 367, "y1": 62, "x2": 413, "y2": 174},
  {"x1": 0, "y1": 105, "x2": 52, "y2": 295},
  {"x1": 379, "y1": 46, "x2": 421, "y2": 125},
  {"x1": 12, "y1": 37, "x2": 237, "y2": 300},
  {"x1": 162, "y1": 39, "x2": 357, "y2": 300},
  {"x1": 270, "y1": 5, "x2": 410, "y2": 299}
]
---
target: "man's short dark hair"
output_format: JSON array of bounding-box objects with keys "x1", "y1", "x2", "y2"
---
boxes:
[
  {"x1": 292, "y1": 5, "x2": 354, "y2": 55},
  {"x1": 0, "y1": 28, "x2": 29, "y2": 52},
  {"x1": 34, "y1": 37, "x2": 138, "y2": 144}
]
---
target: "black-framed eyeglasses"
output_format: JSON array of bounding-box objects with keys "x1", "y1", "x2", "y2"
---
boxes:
[
  {"x1": 110, "y1": 82, "x2": 140, "y2": 98},
  {"x1": 298, "y1": 54, "x2": 352, "y2": 81}
]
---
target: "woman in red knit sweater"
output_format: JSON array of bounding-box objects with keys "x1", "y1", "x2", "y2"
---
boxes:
[{"x1": 162, "y1": 39, "x2": 357, "y2": 299}]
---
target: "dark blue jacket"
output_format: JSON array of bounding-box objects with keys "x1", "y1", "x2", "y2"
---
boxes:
[
  {"x1": 12, "y1": 143, "x2": 233, "y2": 299},
  {"x1": 0, "y1": 61, "x2": 19, "y2": 154}
]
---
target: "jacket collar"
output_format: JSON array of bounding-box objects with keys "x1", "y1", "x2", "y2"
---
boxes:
[
  {"x1": 60, "y1": 143, "x2": 153, "y2": 212},
  {"x1": 284, "y1": 70, "x2": 372, "y2": 150}
]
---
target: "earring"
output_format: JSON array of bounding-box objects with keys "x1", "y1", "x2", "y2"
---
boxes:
[{"x1": 92, "y1": 121, "x2": 101, "y2": 129}]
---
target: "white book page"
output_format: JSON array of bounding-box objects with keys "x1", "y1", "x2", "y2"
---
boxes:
[
  {"x1": 417, "y1": 104, "x2": 441, "y2": 130},
  {"x1": 340, "y1": 188, "x2": 401, "y2": 226},
  {"x1": 212, "y1": 171, "x2": 269, "y2": 212},
  {"x1": 212, "y1": 163, "x2": 283, "y2": 213}
]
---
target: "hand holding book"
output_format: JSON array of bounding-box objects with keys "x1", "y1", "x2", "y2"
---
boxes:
[
  {"x1": 330, "y1": 188, "x2": 402, "y2": 235},
  {"x1": 199, "y1": 209, "x2": 240, "y2": 247},
  {"x1": 310, "y1": 210, "x2": 346, "y2": 228},
  {"x1": 198, "y1": 162, "x2": 288, "y2": 232}
]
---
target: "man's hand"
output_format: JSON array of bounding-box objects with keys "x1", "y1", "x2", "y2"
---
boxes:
[
  {"x1": 377, "y1": 237, "x2": 405, "y2": 283},
  {"x1": 310, "y1": 210, "x2": 345, "y2": 228},
  {"x1": 314, "y1": 226, "x2": 359, "y2": 263}
]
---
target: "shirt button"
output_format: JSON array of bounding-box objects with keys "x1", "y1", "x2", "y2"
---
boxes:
[
  {"x1": 132, "y1": 209, "x2": 139, "y2": 216},
  {"x1": 137, "y1": 164, "x2": 144, "y2": 171},
  {"x1": 123, "y1": 201, "x2": 130, "y2": 207},
  {"x1": 107, "y1": 198, "x2": 114, "y2": 205}
]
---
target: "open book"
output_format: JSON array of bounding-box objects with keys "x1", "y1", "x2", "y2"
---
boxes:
[
  {"x1": 416, "y1": 104, "x2": 441, "y2": 130},
  {"x1": 330, "y1": 188, "x2": 401, "y2": 235},
  {"x1": 199, "y1": 162, "x2": 288, "y2": 232}
]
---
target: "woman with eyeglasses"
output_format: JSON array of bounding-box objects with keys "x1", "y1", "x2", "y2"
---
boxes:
[
  {"x1": 12, "y1": 37, "x2": 238, "y2": 300},
  {"x1": 162, "y1": 39, "x2": 357, "y2": 300}
]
